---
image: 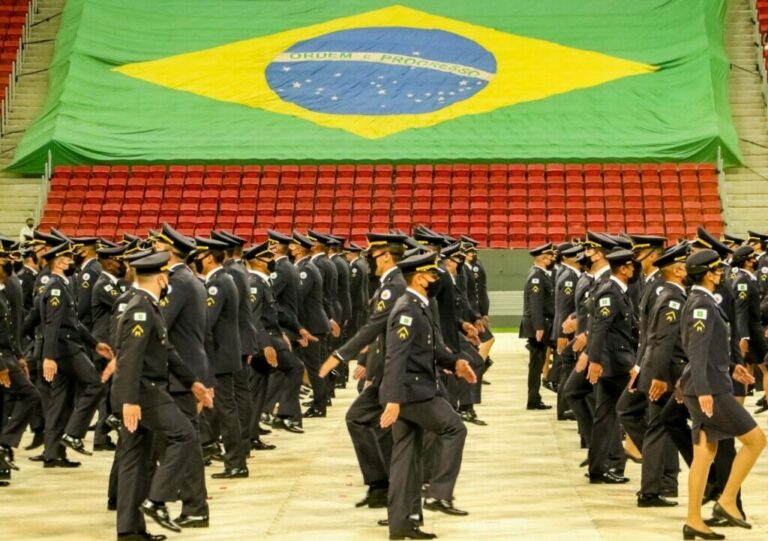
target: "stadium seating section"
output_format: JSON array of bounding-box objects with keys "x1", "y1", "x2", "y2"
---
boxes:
[
  {"x1": 0, "y1": 1, "x2": 29, "y2": 104},
  {"x1": 40, "y1": 163, "x2": 723, "y2": 248}
]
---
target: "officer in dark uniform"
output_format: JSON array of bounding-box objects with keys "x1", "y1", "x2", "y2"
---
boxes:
[
  {"x1": 344, "y1": 242, "x2": 369, "y2": 338},
  {"x1": 72, "y1": 236, "x2": 102, "y2": 329},
  {"x1": 39, "y1": 242, "x2": 112, "y2": 465},
  {"x1": 585, "y1": 248, "x2": 639, "y2": 484},
  {"x1": 90, "y1": 242, "x2": 132, "y2": 451},
  {"x1": 307, "y1": 230, "x2": 343, "y2": 355},
  {"x1": 460, "y1": 236, "x2": 490, "y2": 325},
  {"x1": 730, "y1": 245, "x2": 767, "y2": 368},
  {"x1": 0, "y1": 244, "x2": 41, "y2": 479},
  {"x1": 746, "y1": 230, "x2": 768, "y2": 299},
  {"x1": 111, "y1": 251, "x2": 213, "y2": 539},
  {"x1": 519, "y1": 243, "x2": 556, "y2": 410},
  {"x1": 192, "y1": 236, "x2": 248, "y2": 479},
  {"x1": 329, "y1": 234, "x2": 353, "y2": 337},
  {"x1": 319, "y1": 232, "x2": 407, "y2": 508},
  {"x1": 18, "y1": 242, "x2": 42, "y2": 313},
  {"x1": 290, "y1": 231, "x2": 331, "y2": 417},
  {"x1": 151, "y1": 224, "x2": 212, "y2": 527},
  {"x1": 635, "y1": 242, "x2": 689, "y2": 507},
  {"x1": 212, "y1": 230, "x2": 257, "y2": 467},
  {"x1": 380, "y1": 252, "x2": 476, "y2": 540}
]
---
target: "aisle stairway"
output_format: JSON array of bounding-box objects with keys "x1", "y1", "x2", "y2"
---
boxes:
[
  {"x1": 0, "y1": 0, "x2": 63, "y2": 237},
  {"x1": 723, "y1": 0, "x2": 768, "y2": 235}
]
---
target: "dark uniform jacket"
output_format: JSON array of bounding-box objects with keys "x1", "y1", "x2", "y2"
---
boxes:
[
  {"x1": 756, "y1": 252, "x2": 768, "y2": 299},
  {"x1": 224, "y1": 259, "x2": 259, "y2": 357},
  {"x1": 40, "y1": 274, "x2": 98, "y2": 360},
  {"x1": 519, "y1": 265, "x2": 554, "y2": 341},
  {"x1": 0, "y1": 285, "x2": 23, "y2": 365},
  {"x1": 76, "y1": 258, "x2": 102, "y2": 328},
  {"x1": 272, "y1": 256, "x2": 302, "y2": 341},
  {"x1": 161, "y1": 263, "x2": 212, "y2": 390},
  {"x1": 336, "y1": 267, "x2": 407, "y2": 386},
  {"x1": 379, "y1": 290, "x2": 459, "y2": 405},
  {"x1": 17, "y1": 265, "x2": 38, "y2": 313},
  {"x1": 348, "y1": 256, "x2": 369, "y2": 334},
  {"x1": 331, "y1": 253, "x2": 352, "y2": 325},
  {"x1": 112, "y1": 288, "x2": 197, "y2": 408},
  {"x1": 551, "y1": 264, "x2": 579, "y2": 341},
  {"x1": 638, "y1": 281, "x2": 687, "y2": 392},
  {"x1": 3, "y1": 275, "x2": 23, "y2": 354},
  {"x1": 311, "y1": 253, "x2": 339, "y2": 323},
  {"x1": 295, "y1": 256, "x2": 331, "y2": 336},
  {"x1": 465, "y1": 259, "x2": 490, "y2": 317},
  {"x1": 91, "y1": 272, "x2": 128, "y2": 345},
  {"x1": 247, "y1": 270, "x2": 281, "y2": 347},
  {"x1": 204, "y1": 267, "x2": 241, "y2": 376},
  {"x1": 434, "y1": 265, "x2": 461, "y2": 352},
  {"x1": 636, "y1": 270, "x2": 663, "y2": 364},
  {"x1": 732, "y1": 269, "x2": 768, "y2": 364},
  {"x1": 681, "y1": 286, "x2": 733, "y2": 397},
  {"x1": 586, "y1": 277, "x2": 638, "y2": 377}
]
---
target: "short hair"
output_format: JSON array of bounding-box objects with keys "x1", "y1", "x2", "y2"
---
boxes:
[{"x1": 210, "y1": 249, "x2": 226, "y2": 264}]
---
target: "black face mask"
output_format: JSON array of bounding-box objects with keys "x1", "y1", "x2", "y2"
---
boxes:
[
  {"x1": 64, "y1": 261, "x2": 77, "y2": 277},
  {"x1": 266, "y1": 259, "x2": 276, "y2": 272},
  {"x1": 627, "y1": 261, "x2": 642, "y2": 284},
  {"x1": 545, "y1": 261, "x2": 556, "y2": 271},
  {"x1": 12, "y1": 261, "x2": 22, "y2": 273},
  {"x1": 73, "y1": 253, "x2": 85, "y2": 267},
  {"x1": 426, "y1": 278, "x2": 441, "y2": 298},
  {"x1": 115, "y1": 262, "x2": 128, "y2": 279},
  {"x1": 193, "y1": 257, "x2": 205, "y2": 274},
  {"x1": 159, "y1": 282, "x2": 169, "y2": 301},
  {"x1": 682, "y1": 275, "x2": 694, "y2": 288},
  {"x1": 1, "y1": 262, "x2": 12, "y2": 276}
]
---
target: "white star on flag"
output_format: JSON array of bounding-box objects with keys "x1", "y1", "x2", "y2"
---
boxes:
[{"x1": 291, "y1": 81, "x2": 301, "y2": 88}]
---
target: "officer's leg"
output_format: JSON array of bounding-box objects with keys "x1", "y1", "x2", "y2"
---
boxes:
[
  {"x1": 526, "y1": 339, "x2": 546, "y2": 406},
  {"x1": 26, "y1": 356, "x2": 46, "y2": 438},
  {"x1": 660, "y1": 397, "x2": 693, "y2": 467},
  {"x1": 564, "y1": 368, "x2": 594, "y2": 447},
  {"x1": 233, "y1": 359, "x2": 252, "y2": 452},
  {"x1": 212, "y1": 373, "x2": 246, "y2": 469},
  {"x1": 61, "y1": 352, "x2": 105, "y2": 440},
  {"x1": 43, "y1": 370, "x2": 73, "y2": 460},
  {"x1": 617, "y1": 387, "x2": 648, "y2": 451},
  {"x1": 640, "y1": 395, "x2": 672, "y2": 496},
  {"x1": 249, "y1": 357, "x2": 270, "y2": 439},
  {"x1": 173, "y1": 393, "x2": 209, "y2": 517},
  {"x1": 274, "y1": 338, "x2": 303, "y2": 420},
  {"x1": 387, "y1": 418, "x2": 419, "y2": 536},
  {"x1": 263, "y1": 370, "x2": 284, "y2": 416},
  {"x1": 557, "y1": 356, "x2": 575, "y2": 418},
  {"x1": 302, "y1": 338, "x2": 326, "y2": 414},
  {"x1": 588, "y1": 375, "x2": 628, "y2": 477},
  {"x1": 346, "y1": 386, "x2": 389, "y2": 486},
  {"x1": 401, "y1": 396, "x2": 467, "y2": 501},
  {"x1": 0, "y1": 362, "x2": 41, "y2": 449},
  {"x1": 116, "y1": 424, "x2": 151, "y2": 535}
]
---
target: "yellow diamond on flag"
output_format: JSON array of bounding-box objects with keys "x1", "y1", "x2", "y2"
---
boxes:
[{"x1": 114, "y1": 5, "x2": 655, "y2": 139}]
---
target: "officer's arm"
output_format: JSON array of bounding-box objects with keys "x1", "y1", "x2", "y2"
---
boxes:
[
  {"x1": 205, "y1": 279, "x2": 225, "y2": 327},
  {"x1": 335, "y1": 284, "x2": 404, "y2": 364},
  {"x1": 159, "y1": 279, "x2": 185, "y2": 329},
  {"x1": 478, "y1": 264, "x2": 490, "y2": 317},
  {"x1": 76, "y1": 275, "x2": 95, "y2": 321},
  {"x1": 585, "y1": 291, "x2": 616, "y2": 365},
  {"x1": 646, "y1": 298, "x2": 682, "y2": 383},
  {"x1": 528, "y1": 276, "x2": 546, "y2": 331},
  {"x1": 379, "y1": 309, "x2": 413, "y2": 405},
  {"x1": 21, "y1": 302, "x2": 40, "y2": 339},
  {"x1": 167, "y1": 343, "x2": 200, "y2": 389},
  {"x1": 685, "y1": 307, "x2": 714, "y2": 396},
  {"x1": 733, "y1": 281, "x2": 750, "y2": 341},
  {"x1": 114, "y1": 306, "x2": 151, "y2": 404},
  {"x1": 320, "y1": 268, "x2": 337, "y2": 322}
]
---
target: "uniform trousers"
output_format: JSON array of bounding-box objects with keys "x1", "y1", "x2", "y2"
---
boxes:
[
  {"x1": 588, "y1": 372, "x2": 630, "y2": 477},
  {"x1": 44, "y1": 351, "x2": 105, "y2": 460},
  {"x1": 346, "y1": 384, "x2": 391, "y2": 486},
  {"x1": 526, "y1": 338, "x2": 548, "y2": 406},
  {"x1": 640, "y1": 393, "x2": 681, "y2": 495},
  {"x1": 299, "y1": 337, "x2": 327, "y2": 413},
  {"x1": 564, "y1": 367, "x2": 595, "y2": 447},
  {"x1": 556, "y1": 352, "x2": 575, "y2": 418},
  {"x1": 234, "y1": 359, "x2": 252, "y2": 454},
  {"x1": 617, "y1": 387, "x2": 647, "y2": 449},
  {"x1": 204, "y1": 373, "x2": 246, "y2": 470},
  {"x1": 115, "y1": 400, "x2": 195, "y2": 535},
  {"x1": 0, "y1": 354, "x2": 41, "y2": 448},
  {"x1": 388, "y1": 396, "x2": 467, "y2": 536},
  {"x1": 251, "y1": 335, "x2": 303, "y2": 436}
]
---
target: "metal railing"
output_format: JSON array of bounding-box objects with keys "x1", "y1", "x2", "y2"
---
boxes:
[{"x1": 0, "y1": 1, "x2": 36, "y2": 138}]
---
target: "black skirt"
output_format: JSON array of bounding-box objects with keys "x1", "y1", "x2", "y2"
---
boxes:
[{"x1": 683, "y1": 393, "x2": 757, "y2": 443}]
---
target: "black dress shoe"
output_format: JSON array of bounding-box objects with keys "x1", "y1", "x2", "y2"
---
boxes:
[
  {"x1": 250, "y1": 439, "x2": 276, "y2": 451},
  {"x1": 355, "y1": 486, "x2": 388, "y2": 508},
  {"x1": 558, "y1": 410, "x2": 577, "y2": 421},
  {"x1": 211, "y1": 467, "x2": 249, "y2": 479},
  {"x1": 754, "y1": 404, "x2": 768, "y2": 414},
  {"x1": 713, "y1": 502, "x2": 751, "y2": 529},
  {"x1": 579, "y1": 458, "x2": 589, "y2": 468},
  {"x1": 378, "y1": 519, "x2": 389, "y2": 527},
  {"x1": 28, "y1": 453, "x2": 45, "y2": 462},
  {"x1": 682, "y1": 524, "x2": 725, "y2": 540},
  {"x1": 423, "y1": 498, "x2": 468, "y2": 516},
  {"x1": 637, "y1": 494, "x2": 678, "y2": 507},
  {"x1": 117, "y1": 531, "x2": 168, "y2": 541},
  {"x1": 303, "y1": 407, "x2": 326, "y2": 418},
  {"x1": 526, "y1": 402, "x2": 552, "y2": 410},
  {"x1": 24, "y1": 431, "x2": 45, "y2": 451},
  {"x1": 94, "y1": 441, "x2": 118, "y2": 452},
  {"x1": 139, "y1": 500, "x2": 181, "y2": 532},
  {"x1": 43, "y1": 457, "x2": 81, "y2": 468},
  {"x1": 0, "y1": 446, "x2": 18, "y2": 471},
  {"x1": 107, "y1": 497, "x2": 117, "y2": 511},
  {"x1": 62, "y1": 434, "x2": 93, "y2": 456},
  {"x1": 105, "y1": 414, "x2": 123, "y2": 431},
  {"x1": 201, "y1": 442, "x2": 223, "y2": 463},
  {"x1": 660, "y1": 487, "x2": 679, "y2": 498},
  {"x1": 588, "y1": 471, "x2": 629, "y2": 484},
  {"x1": 272, "y1": 417, "x2": 304, "y2": 433},
  {"x1": 0, "y1": 481, "x2": 9, "y2": 487},
  {"x1": 175, "y1": 514, "x2": 209, "y2": 528},
  {"x1": 703, "y1": 517, "x2": 730, "y2": 528},
  {"x1": 257, "y1": 425, "x2": 272, "y2": 435},
  {"x1": 301, "y1": 400, "x2": 313, "y2": 407},
  {"x1": 138, "y1": 532, "x2": 167, "y2": 541},
  {"x1": 0, "y1": 467, "x2": 9, "y2": 480},
  {"x1": 389, "y1": 527, "x2": 437, "y2": 540}
]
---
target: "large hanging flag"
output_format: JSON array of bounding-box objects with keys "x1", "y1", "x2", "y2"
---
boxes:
[{"x1": 9, "y1": 0, "x2": 740, "y2": 173}]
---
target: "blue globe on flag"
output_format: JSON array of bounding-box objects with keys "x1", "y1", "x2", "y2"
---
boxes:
[{"x1": 265, "y1": 27, "x2": 497, "y2": 116}]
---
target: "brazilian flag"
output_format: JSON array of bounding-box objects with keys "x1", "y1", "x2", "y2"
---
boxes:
[{"x1": 9, "y1": 0, "x2": 740, "y2": 173}]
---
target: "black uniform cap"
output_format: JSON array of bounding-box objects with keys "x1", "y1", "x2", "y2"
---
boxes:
[
  {"x1": 267, "y1": 230, "x2": 292, "y2": 245},
  {"x1": 560, "y1": 244, "x2": 585, "y2": 258},
  {"x1": 42, "y1": 242, "x2": 78, "y2": 262},
  {"x1": 347, "y1": 243, "x2": 364, "y2": 253},
  {"x1": 529, "y1": 242, "x2": 556, "y2": 257},
  {"x1": 441, "y1": 242, "x2": 465, "y2": 259},
  {"x1": 413, "y1": 228, "x2": 449, "y2": 247},
  {"x1": 122, "y1": 233, "x2": 142, "y2": 244},
  {"x1": 606, "y1": 248, "x2": 636, "y2": 266},
  {"x1": 608, "y1": 234, "x2": 633, "y2": 250},
  {"x1": 131, "y1": 251, "x2": 171, "y2": 276},
  {"x1": 366, "y1": 232, "x2": 407, "y2": 249},
  {"x1": 306, "y1": 229, "x2": 332, "y2": 245},
  {"x1": 291, "y1": 231, "x2": 314, "y2": 249},
  {"x1": 630, "y1": 234, "x2": 667, "y2": 250},
  {"x1": 0, "y1": 235, "x2": 15, "y2": 250},
  {"x1": 582, "y1": 231, "x2": 617, "y2": 250},
  {"x1": 722, "y1": 233, "x2": 745, "y2": 246},
  {"x1": 730, "y1": 245, "x2": 757, "y2": 266},
  {"x1": 210, "y1": 230, "x2": 238, "y2": 248},
  {"x1": 152, "y1": 223, "x2": 196, "y2": 255},
  {"x1": 71, "y1": 236, "x2": 100, "y2": 247},
  {"x1": 397, "y1": 252, "x2": 440, "y2": 274},
  {"x1": 460, "y1": 235, "x2": 479, "y2": 248},
  {"x1": 194, "y1": 236, "x2": 229, "y2": 252},
  {"x1": 124, "y1": 248, "x2": 155, "y2": 263},
  {"x1": 747, "y1": 230, "x2": 768, "y2": 244},
  {"x1": 97, "y1": 243, "x2": 131, "y2": 259},
  {"x1": 243, "y1": 241, "x2": 273, "y2": 261},
  {"x1": 686, "y1": 249, "x2": 724, "y2": 275},
  {"x1": 403, "y1": 246, "x2": 430, "y2": 258},
  {"x1": 32, "y1": 230, "x2": 63, "y2": 247},
  {"x1": 218, "y1": 230, "x2": 247, "y2": 247},
  {"x1": 692, "y1": 227, "x2": 732, "y2": 257},
  {"x1": 653, "y1": 243, "x2": 689, "y2": 268}
]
